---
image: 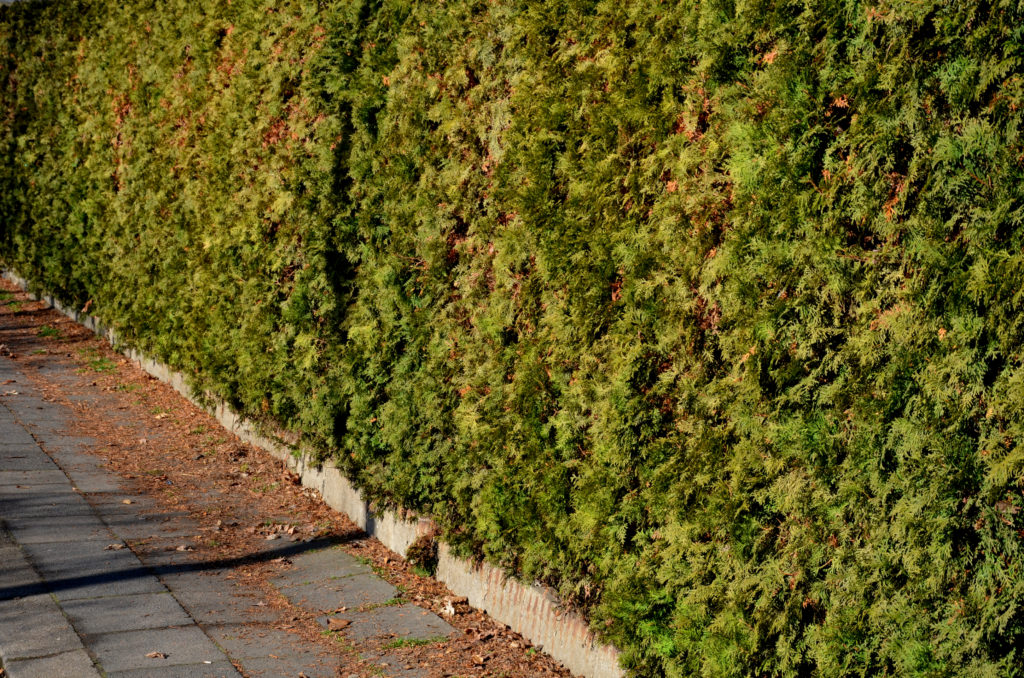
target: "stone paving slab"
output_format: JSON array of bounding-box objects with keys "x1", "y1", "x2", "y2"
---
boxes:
[
  {"x1": 0, "y1": 468, "x2": 70, "y2": 485},
  {"x1": 172, "y1": 588, "x2": 278, "y2": 625},
  {"x1": 0, "y1": 593, "x2": 86, "y2": 660},
  {"x1": 278, "y1": 573, "x2": 398, "y2": 611},
  {"x1": 154, "y1": 569, "x2": 241, "y2": 593},
  {"x1": 0, "y1": 482, "x2": 74, "y2": 499},
  {"x1": 22, "y1": 538, "x2": 144, "y2": 576},
  {"x1": 0, "y1": 546, "x2": 44, "y2": 600},
  {"x1": 47, "y1": 571, "x2": 170, "y2": 602},
  {"x1": 62, "y1": 592, "x2": 193, "y2": 635},
  {"x1": 0, "y1": 452, "x2": 59, "y2": 472},
  {"x1": 3, "y1": 648, "x2": 101, "y2": 678},
  {"x1": 241, "y1": 656, "x2": 343, "y2": 678},
  {"x1": 3, "y1": 513, "x2": 114, "y2": 544},
  {"x1": 106, "y1": 661, "x2": 242, "y2": 678},
  {"x1": 366, "y1": 651, "x2": 431, "y2": 678},
  {"x1": 64, "y1": 466, "x2": 124, "y2": 493},
  {"x1": 0, "y1": 432, "x2": 38, "y2": 447},
  {"x1": 0, "y1": 490, "x2": 94, "y2": 517},
  {"x1": 42, "y1": 444, "x2": 104, "y2": 465},
  {"x1": 271, "y1": 546, "x2": 374, "y2": 587},
  {"x1": 330, "y1": 603, "x2": 455, "y2": 643},
  {"x1": 101, "y1": 512, "x2": 198, "y2": 541},
  {"x1": 207, "y1": 624, "x2": 327, "y2": 660},
  {"x1": 86, "y1": 493, "x2": 166, "y2": 517},
  {"x1": 85, "y1": 626, "x2": 229, "y2": 672},
  {"x1": 206, "y1": 625, "x2": 344, "y2": 677}
]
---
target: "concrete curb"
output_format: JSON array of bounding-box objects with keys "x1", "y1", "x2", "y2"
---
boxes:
[{"x1": 2, "y1": 269, "x2": 625, "y2": 678}]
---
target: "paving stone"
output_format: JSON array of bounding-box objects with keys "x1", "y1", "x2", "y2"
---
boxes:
[
  {"x1": 22, "y1": 538, "x2": 140, "y2": 576},
  {"x1": 62, "y1": 592, "x2": 192, "y2": 635},
  {"x1": 0, "y1": 593, "x2": 85, "y2": 659},
  {"x1": 0, "y1": 468, "x2": 70, "y2": 486},
  {"x1": 277, "y1": 574, "x2": 398, "y2": 612},
  {"x1": 87, "y1": 493, "x2": 164, "y2": 517},
  {"x1": 240, "y1": 655, "x2": 344, "y2": 678},
  {"x1": 0, "y1": 430, "x2": 38, "y2": 447},
  {"x1": 3, "y1": 648, "x2": 100, "y2": 678},
  {"x1": 0, "y1": 490, "x2": 92, "y2": 517},
  {"x1": 6, "y1": 414, "x2": 64, "y2": 433},
  {"x1": 270, "y1": 546, "x2": 372, "y2": 588},
  {"x1": 173, "y1": 588, "x2": 277, "y2": 625},
  {"x1": 362, "y1": 655, "x2": 430, "y2": 678},
  {"x1": 0, "y1": 441, "x2": 43, "y2": 455},
  {"x1": 40, "y1": 446, "x2": 102, "y2": 469},
  {"x1": 0, "y1": 453, "x2": 58, "y2": 472},
  {"x1": 104, "y1": 512, "x2": 198, "y2": 541},
  {"x1": 156, "y1": 569, "x2": 240, "y2": 593},
  {"x1": 131, "y1": 538, "x2": 206, "y2": 568},
  {"x1": 3, "y1": 513, "x2": 113, "y2": 543},
  {"x1": 85, "y1": 626, "x2": 229, "y2": 672},
  {"x1": 52, "y1": 574, "x2": 168, "y2": 601},
  {"x1": 206, "y1": 624, "x2": 321, "y2": 660},
  {"x1": 21, "y1": 540, "x2": 167, "y2": 600},
  {"x1": 206, "y1": 624, "x2": 344, "y2": 677},
  {"x1": 328, "y1": 604, "x2": 454, "y2": 643},
  {"x1": 0, "y1": 482, "x2": 71, "y2": 499},
  {"x1": 65, "y1": 466, "x2": 123, "y2": 493},
  {"x1": 0, "y1": 546, "x2": 45, "y2": 600},
  {"x1": 106, "y1": 661, "x2": 242, "y2": 678}
]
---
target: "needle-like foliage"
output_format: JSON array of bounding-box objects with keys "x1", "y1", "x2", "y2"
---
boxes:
[{"x1": 2, "y1": 1, "x2": 1023, "y2": 675}]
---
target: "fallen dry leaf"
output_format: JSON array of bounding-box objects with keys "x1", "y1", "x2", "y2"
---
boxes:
[
  {"x1": 145, "y1": 651, "x2": 168, "y2": 659},
  {"x1": 327, "y1": 617, "x2": 352, "y2": 631},
  {"x1": 104, "y1": 543, "x2": 126, "y2": 551}
]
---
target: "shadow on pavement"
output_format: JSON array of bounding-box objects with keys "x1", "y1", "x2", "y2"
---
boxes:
[{"x1": 0, "y1": 533, "x2": 358, "y2": 600}]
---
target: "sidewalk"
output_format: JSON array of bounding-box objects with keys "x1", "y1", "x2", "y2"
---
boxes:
[{"x1": 0, "y1": 284, "x2": 568, "y2": 677}]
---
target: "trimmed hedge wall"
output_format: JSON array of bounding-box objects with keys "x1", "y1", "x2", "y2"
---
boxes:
[{"x1": 3, "y1": 1, "x2": 1024, "y2": 675}]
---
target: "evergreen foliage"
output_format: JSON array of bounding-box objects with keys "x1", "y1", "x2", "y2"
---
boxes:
[{"x1": 2, "y1": 1, "x2": 1023, "y2": 675}]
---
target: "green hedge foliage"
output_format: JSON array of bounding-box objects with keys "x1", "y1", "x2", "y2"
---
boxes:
[{"x1": 3, "y1": 1, "x2": 1024, "y2": 675}]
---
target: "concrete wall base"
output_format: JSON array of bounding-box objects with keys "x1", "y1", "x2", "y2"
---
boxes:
[{"x1": 2, "y1": 269, "x2": 625, "y2": 678}]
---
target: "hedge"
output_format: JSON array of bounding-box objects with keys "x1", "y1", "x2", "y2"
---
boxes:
[{"x1": 2, "y1": 1, "x2": 1023, "y2": 675}]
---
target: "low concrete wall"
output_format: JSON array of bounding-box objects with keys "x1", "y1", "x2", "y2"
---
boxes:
[{"x1": 2, "y1": 269, "x2": 625, "y2": 678}]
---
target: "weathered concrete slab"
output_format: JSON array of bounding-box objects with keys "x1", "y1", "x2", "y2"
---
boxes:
[
  {"x1": 0, "y1": 468, "x2": 70, "y2": 485},
  {"x1": 0, "y1": 481, "x2": 68, "y2": 499},
  {"x1": 240, "y1": 656, "x2": 343, "y2": 678},
  {"x1": 270, "y1": 546, "x2": 372, "y2": 588},
  {"x1": 65, "y1": 466, "x2": 123, "y2": 493},
  {"x1": 0, "y1": 593, "x2": 85, "y2": 660},
  {"x1": 277, "y1": 573, "x2": 397, "y2": 611},
  {"x1": 173, "y1": 588, "x2": 277, "y2": 625},
  {"x1": 101, "y1": 512, "x2": 197, "y2": 541},
  {"x1": 22, "y1": 538, "x2": 143, "y2": 576},
  {"x1": 3, "y1": 513, "x2": 113, "y2": 543},
  {"x1": 332, "y1": 603, "x2": 454, "y2": 643},
  {"x1": 85, "y1": 626, "x2": 228, "y2": 672},
  {"x1": 0, "y1": 546, "x2": 43, "y2": 600},
  {"x1": 0, "y1": 489, "x2": 93, "y2": 516},
  {"x1": 205, "y1": 625, "x2": 344, "y2": 677},
  {"x1": 0, "y1": 453, "x2": 59, "y2": 472},
  {"x1": 105, "y1": 661, "x2": 242, "y2": 678},
  {"x1": 62, "y1": 592, "x2": 193, "y2": 635},
  {"x1": 3, "y1": 649, "x2": 101, "y2": 678},
  {"x1": 365, "y1": 651, "x2": 431, "y2": 678}
]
